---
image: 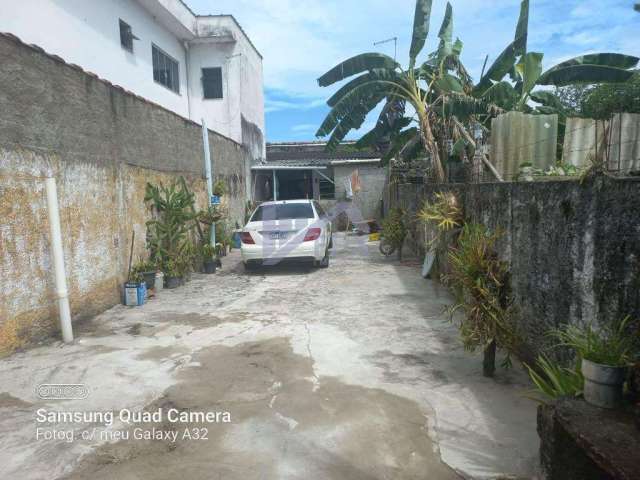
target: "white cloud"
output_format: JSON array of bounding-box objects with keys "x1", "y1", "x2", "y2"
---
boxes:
[
  {"x1": 188, "y1": 0, "x2": 640, "y2": 119},
  {"x1": 291, "y1": 123, "x2": 317, "y2": 132}
]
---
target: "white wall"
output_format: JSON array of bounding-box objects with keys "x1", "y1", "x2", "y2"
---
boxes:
[
  {"x1": 188, "y1": 16, "x2": 265, "y2": 155},
  {"x1": 0, "y1": 1, "x2": 265, "y2": 157},
  {"x1": 0, "y1": 0, "x2": 190, "y2": 117}
]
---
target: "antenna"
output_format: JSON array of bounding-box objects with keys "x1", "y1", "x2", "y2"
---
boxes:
[{"x1": 373, "y1": 36, "x2": 398, "y2": 61}]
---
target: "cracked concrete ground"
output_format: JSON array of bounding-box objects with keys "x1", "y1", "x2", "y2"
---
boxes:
[{"x1": 0, "y1": 234, "x2": 539, "y2": 479}]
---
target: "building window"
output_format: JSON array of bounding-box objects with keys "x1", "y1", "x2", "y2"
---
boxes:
[
  {"x1": 318, "y1": 170, "x2": 335, "y2": 200},
  {"x1": 119, "y1": 19, "x2": 137, "y2": 52},
  {"x1": 202, "y1": 67, "x2": 223, "y2": 99},
  {"x1": 152, "y1": 45, "x2": 180, "y2": 93}
]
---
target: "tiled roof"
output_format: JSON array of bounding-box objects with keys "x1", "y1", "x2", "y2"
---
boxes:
[{"x1": 266, "y1": 141, "x2": 380, "y2": 166}]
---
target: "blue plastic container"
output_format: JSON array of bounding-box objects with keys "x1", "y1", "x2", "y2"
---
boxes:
[
  {"x1": 233, "y1": 231, "x2": 241, "y2": 249},
  {"x1": 124, "y1": 282, "x2": 146, "y2": 306}
]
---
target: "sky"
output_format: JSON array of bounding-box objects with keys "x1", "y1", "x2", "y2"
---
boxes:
[{"x1": 186, "y1": 0, "x2": 640, "y2": 142}]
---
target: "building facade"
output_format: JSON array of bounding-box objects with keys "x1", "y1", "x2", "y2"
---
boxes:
[
  {"x1": 260, "y1": 142, "x2": 387, "y2": 226},
  {"x1": 0, "y1": 0, "x2": 265, "y2": 160}
]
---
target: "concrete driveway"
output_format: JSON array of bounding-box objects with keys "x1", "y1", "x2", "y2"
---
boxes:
[{"x1": 0, "y1": 234, "x2": 539, "y2": 479}]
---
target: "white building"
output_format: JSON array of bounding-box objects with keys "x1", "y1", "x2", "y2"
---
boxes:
[{"x1": 0, "y1": 0, "x2": 265, "y2": 160}]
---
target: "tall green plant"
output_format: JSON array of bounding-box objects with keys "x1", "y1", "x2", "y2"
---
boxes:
[
  {"x1": 476, "y1": 1, "x2": 639, "y2": 113},
  {"x1": 145, "y1": 179, "x2": 197, "y2": 275},
  {"x1": 446, "y1": 223, "x2": 519, "y2": 376},
  {"x1": 381, "y1": 208, "x2": 407, "y2": 257},
  {"x1": 316, "y1": 0, "x2": 482, "y2": 183}
]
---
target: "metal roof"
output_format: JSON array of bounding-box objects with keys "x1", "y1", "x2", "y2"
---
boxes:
[{"x1": 265, "y1": 141, "x2": 380, "y2": 167}]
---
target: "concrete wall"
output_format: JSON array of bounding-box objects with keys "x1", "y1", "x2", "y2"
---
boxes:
[
  {"x1": 392, "y1": 177, "x2": 640, "y2": 356},
  {"x1": 316, "y1": 163, "x2": 386, "y2": 226},
  {"x1": 0, "y1": 1, "x2": 265, "y2": 158},
  {"x1": 0, "y1": 32, "x2": 248, "y2": 354},
  {"x1": 333, "y1": 163, "x2": 386, "y2": 221},
  {"x1": 0, "y1": 0, "x2": 192, "y2": 117}
]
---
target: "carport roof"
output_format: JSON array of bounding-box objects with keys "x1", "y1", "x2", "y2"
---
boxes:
[{"x1": 264, "y1": 141, "x2": 380, "y2": 168}]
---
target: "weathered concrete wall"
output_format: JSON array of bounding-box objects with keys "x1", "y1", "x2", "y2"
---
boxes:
[
  {"x1": 333, "y1": 163, "x2": 386, "y2": 221},
  {"x1": 0, "y1": 33, "x2": 248, "y2": 353},
  {"x1": 392, "y1": 177, "x2": 640, "y2": 355}
]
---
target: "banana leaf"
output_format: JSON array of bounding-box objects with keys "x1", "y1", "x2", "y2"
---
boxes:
[
  {"x1": 316, "y1": 75, "x2": 400, "y2": 137},
  {"x1": 321, "y1": 85, "x2": 389, "y2": 150},
  {"x1": 436, "y1": 2, "x2": 453, "y2": 66},
  {"x1": 435, "y1": 73, "x2": 464, "y2": 93},
  {"x1": 317, "y1": 53, "x2": 398, "y2": 87},
  {"x1": 327, "y1": 69, "x2": 387, "y2": 107},
  {"x1": 474, "y1": 0, "x2": 529, "y2": 94},
  {"x1": 517, "y1": 51, "x2": 543, "y2": 102},
  {"x1": 481, "y1": 81, "x2": 518, "y2": 109},
  {"x1": 530, "y1": 91, "x2": 564, "y2": 110},
  {"x1": 409, "y1": 0, "x2": 434, "y2": 68},
  {"x1": 543, "y1": 53, "x2": 639, "y2": 75},
  {"x1": 537, "y1": 64, "x2": 635, "y2": 86}
]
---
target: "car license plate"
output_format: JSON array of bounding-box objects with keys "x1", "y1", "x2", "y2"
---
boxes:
[{"x1": 269, "y1": 232, "x2": 288, "y2": 240}]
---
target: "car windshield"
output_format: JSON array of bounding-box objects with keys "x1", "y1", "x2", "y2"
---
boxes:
[{"x1": 250, "y1": 203, "x2": 314, "y2": 221}]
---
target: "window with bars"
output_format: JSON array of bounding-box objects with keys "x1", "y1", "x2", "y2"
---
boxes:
[
  {"x1": 119, "y1": 19, "x2": 137, "y2": 52},
  {"x1": 202, "y1": 67, "x2": 223, "y2": 99},
  {"x1": 152, "y1": 44, "x2": 179, "y2": 93}
]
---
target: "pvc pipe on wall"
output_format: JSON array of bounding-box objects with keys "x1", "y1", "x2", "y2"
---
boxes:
[
  {"x1": 45, "y1": 177, "x2": 73, "y2": 343},
  {"x1": 201, "y1": 118, "x2": 216, "y2": 246}
]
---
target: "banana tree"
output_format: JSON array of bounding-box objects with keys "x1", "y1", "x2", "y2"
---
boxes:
[
  {"x1": 315, "y1": 0, "x2": 473, "y2": 183},
  {"x1": 476, "y1": 0, "x2": 639, "y2": 112}
]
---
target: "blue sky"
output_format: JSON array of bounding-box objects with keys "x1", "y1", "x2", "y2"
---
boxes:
[{"x1": 187, "y1": 0, "x2": 640, "y2": 142}]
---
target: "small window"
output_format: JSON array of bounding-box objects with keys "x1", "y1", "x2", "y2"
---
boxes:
[
  {"x1": 202, "y1": 67, "x2": 223, "y2": 99},
  {"x1": 152, "y1": 44, "x2": 180, "y2": 93},
  {"x1": 319, "y1": 171, "x2": 335, "y2": 200},
  {"x1": 119, "y1": 19, "x2": 137, "y2": 52},
  {"x1": 250, "y1": 204, "x2": 315, "y2": 222}
]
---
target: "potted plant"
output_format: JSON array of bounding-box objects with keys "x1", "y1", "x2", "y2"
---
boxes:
[
  {"x1": 162, "y1": 259, "x2": 182, "y2": 289},
  {"x1": 553, "y1": 316, "x2": 637, "y2": 409},
  {"x1": 130, "y1": 259, "x2": 157, "y2": 290},
  {"x1": 212, "y1": 179, "x2": 227, "y2": 197},
  {"x1": 201, "y1": 244, "x2": 217, "y2": 274},
  {"x1": 380, "y1": 208, "x2": 407, "y2": 260}
]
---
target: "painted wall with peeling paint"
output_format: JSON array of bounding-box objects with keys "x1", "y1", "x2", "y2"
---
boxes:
[{"x1": 0, "y1": 33, "x2": 249, "y2": 353}]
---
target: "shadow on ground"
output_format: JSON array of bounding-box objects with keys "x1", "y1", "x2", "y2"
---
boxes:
[{"x1": 63, "y1": 338, "x2": 460, "y2": 480}]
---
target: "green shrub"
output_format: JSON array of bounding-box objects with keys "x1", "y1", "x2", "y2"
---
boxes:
[
  {"x1": 201, "y1": 244, "x2": 216, "y2": 260},
  {"x1": 381, "y1": 208, "x2": 407, "y2": 250},
  {"x1": 526, "y1": 355, "x2": 583, "y2": 402},
  {"x1": 551, "y1": 316, "x2": 637, "y2": 367},
  {"x1": 212, "y1": 179, "x2": 227, "y2": 197}
]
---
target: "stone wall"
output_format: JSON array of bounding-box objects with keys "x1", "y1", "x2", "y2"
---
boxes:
[
  {"x1": 391, "y1": 177, "x2": 640, "y2": 356},
  {"x1": 0, "y1": 33, "x2": 249, "y2": 354}
]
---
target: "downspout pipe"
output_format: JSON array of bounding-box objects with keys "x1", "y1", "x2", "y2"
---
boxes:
[
  {"x1": 45, "y1": 177, "x2": 73, "y2": 343},
  {"x1": 201, "y1": 118, "x2": 216, "y2": 246}
]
